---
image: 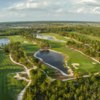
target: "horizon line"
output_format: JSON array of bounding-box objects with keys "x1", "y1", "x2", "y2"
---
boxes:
[{"x1": 0, "y1": 20, "x2": 100, "y2": 23}]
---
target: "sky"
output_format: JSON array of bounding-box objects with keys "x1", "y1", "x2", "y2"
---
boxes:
[{"x1": 0, "y1": 0, "x2": 100, "y2": 22}]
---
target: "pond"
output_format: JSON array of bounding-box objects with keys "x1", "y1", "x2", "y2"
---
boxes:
[
  {"x1": 34, "y1": 50, "x2": 67, "y2": 75},
  {"x1": 36, "y1": 34, "x2": 55, "y2": 40},
  {"x1": 0, "y1": 38, "x2": 10, "y2": 46}
]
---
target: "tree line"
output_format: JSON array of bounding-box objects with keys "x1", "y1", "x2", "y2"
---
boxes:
[
  {"x1": 23, "y1": 67, "x2": 100, "y2": 100},
  {"x1": 66, "y1": 32, "x2": 100, "y2": 61}
]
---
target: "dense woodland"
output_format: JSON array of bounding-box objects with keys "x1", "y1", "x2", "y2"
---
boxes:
[{"x1": 23, "y1": 68, "x2": 100, "y2": 100}]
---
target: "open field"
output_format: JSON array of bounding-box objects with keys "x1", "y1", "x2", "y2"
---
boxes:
[{"x1": 0, "y1": 50, "x2": 26, "y2": 100}]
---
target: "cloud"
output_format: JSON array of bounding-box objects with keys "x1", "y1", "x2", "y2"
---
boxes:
[
  {"x1": 7, "y1": 0, "x2": 70, "y2": 12},
  {"x1": 78, "y1": 0, "x2": 97, "y2": 4},
  {"x1": 4, "y1": 0, "x2": 100, "y2": 15},
  {"x1": 8, "y1": 0, "x2": 49, "y2": 11},
  {"x1": 0, "y1": 0, "x2": 100, "y2": 22},
  {"x1": 55, "y1": 8, "x2": 64, "y2": 13},
  {"x1": 78, "y1": 0, "x2": 100, "y2": 7},
  {"x1": 71, "y1": 0, "x2": 100, "y2": 14},
  {"x1": 93, "y1": 7, "x2": 100, "y2": 14}
]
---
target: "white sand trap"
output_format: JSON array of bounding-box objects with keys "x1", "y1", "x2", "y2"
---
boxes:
[
  {"x1": 33, "y1": 42, "x2": 37, "y2": 45},
  {"x1": 72, "y1": 63, "x2": 80, "y2": 69},
  {"x1": 92, "y1": 62, "x2": 97, "y2": 64},
  {"x1": 24, "y1": 41, "x2": 28, "y2": 43}
]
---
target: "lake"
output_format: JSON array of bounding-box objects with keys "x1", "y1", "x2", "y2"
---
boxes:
[
  {"x1": 34, "y1": 50, "x2": 67, "y2": 75},
  {"x1": 0, "y1": 38, "x2": 10, "y2": 46}
]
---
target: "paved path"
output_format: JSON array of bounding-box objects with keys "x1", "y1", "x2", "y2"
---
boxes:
[{"x1": 9, "y1": 54, "x2": 33, "y2": 100}]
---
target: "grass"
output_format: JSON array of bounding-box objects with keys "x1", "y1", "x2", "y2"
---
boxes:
[
  {"x1": 22, "y1": 44, "x2": 39, "y2": 53},
  {"x1": 7, "y1": 35, "x2": 39, "y2": 53},
  {"x1": 0, "y1": 50, "x2": 26, "y2": 100},
  {"x1": 8, "y1": 35, "x2": 28, "y2": 43}
]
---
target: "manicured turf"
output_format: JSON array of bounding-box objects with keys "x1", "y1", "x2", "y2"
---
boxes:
[
  {"x1": 8, "y1": 35, "x2": 39, "y2": 53},
  {"x1": 0, "y1": 50, "x2": 25, "y2": 100},
  {"x1": 8, "y1": 35, "x2": 28, "y2": 43}
]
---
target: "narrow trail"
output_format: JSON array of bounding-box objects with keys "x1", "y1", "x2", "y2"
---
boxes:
[
  {"x1": 17, "y1": 80, "x2": 31, "y2": 100},
  {"x1": 9, "y1": 54, "x2": 34, "y2": 100}
]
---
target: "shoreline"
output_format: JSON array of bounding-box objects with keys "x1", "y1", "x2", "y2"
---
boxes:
[{"x1": 34, "y1": 50, "x2": 74, "y2": 77}]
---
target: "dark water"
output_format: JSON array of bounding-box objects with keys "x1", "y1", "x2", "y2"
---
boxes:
[
  {"x1": 36, "y1": 51, "x2": 67, "y2": 74},
  {"x1": 0, "y1": 38, "x2": 10, "y2": 46}
]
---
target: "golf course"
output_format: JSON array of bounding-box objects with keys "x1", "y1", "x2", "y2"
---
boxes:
[{"x1": 0, "y1": 22, "x2": 100, "y2": 100}]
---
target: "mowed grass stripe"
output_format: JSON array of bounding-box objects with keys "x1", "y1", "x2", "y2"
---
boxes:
[{"x1": 0, "y1": 50, "x2": 25, "y2": 100}]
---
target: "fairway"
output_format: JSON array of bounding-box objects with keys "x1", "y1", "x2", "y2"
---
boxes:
[
  {"x1": 0, "y1": 50, "x2": 25, "y2": 100},
  {"x1": 7, "y1": 35, "x2": 39, "y2": 53},
  {"x1": 49, "y1": 40, "x2": 100, "y2": 74}
]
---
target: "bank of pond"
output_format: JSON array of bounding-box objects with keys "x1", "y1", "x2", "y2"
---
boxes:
[
  {"x1": 34, "y1": 50, "x2": 68, "y2": 75},
  {"x1": 0, "y1": 38, "x2": 10, "y2": 46}
]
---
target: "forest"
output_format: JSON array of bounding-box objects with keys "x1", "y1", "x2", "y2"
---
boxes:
[{"x1": 23, "y1": 67, "x2": 100, "y2": 100}]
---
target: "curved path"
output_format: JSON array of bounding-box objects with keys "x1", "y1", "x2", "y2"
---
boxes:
[
  {"x1": 9, "y1": 54, "x2": 55, "y2": 100},
  {"x1": 9, "y1": 54, "x2": 33, "y2": 100}
]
